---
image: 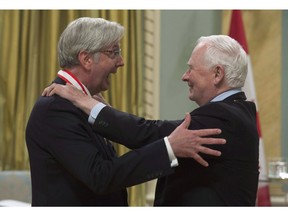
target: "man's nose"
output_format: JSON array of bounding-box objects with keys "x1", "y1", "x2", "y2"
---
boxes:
[{"x1": 117, "y1": 56, "x2": 124, "y2": 67}]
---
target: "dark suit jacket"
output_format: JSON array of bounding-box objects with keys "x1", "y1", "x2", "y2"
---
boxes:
[
  {"x1": 25, "y1": 77, "x2": 173, "y2": 206},
  {"x1": 93, "y1": 92, "x2": 259, "y2": 206}
]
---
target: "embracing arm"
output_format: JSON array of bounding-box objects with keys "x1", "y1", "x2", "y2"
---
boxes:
[
  {"x1": 42, "y1": 83, "x2": 226, "y2": 167},
  {"x1": 26, "y1": 96, "x2": 176, "y2": 194}
]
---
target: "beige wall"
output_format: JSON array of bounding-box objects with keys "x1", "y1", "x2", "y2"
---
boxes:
[{"x1": 222, "y1": 11, "x2": 282, "y2": 163}]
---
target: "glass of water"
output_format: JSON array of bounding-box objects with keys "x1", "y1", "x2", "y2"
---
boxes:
[{"x1": 268, "y1": 158, "x2": 288, "y2": 179}]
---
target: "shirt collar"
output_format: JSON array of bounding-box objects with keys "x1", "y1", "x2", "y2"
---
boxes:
[{"x1": 210, "y1": 88, "x2": 242, "y2": 102}]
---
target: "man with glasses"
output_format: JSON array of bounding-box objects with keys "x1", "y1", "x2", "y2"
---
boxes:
[{"x1": 25, "y1": 17, "x2": 225, "y2": 206}]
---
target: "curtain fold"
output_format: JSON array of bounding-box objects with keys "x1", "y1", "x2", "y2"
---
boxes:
[{"x1": 0, "y1": 10, "x2": 145, "y2": 206}]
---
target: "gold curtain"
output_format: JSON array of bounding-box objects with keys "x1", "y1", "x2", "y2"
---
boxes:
[{"x1": 0, "y1": 10, "x2": 145, "y2": 206}]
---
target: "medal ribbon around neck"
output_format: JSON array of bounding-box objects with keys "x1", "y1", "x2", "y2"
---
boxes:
[{"x1": 57, "y1": 70, "x2": 91, "y2": 97}]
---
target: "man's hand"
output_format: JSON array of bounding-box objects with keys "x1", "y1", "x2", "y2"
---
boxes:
[
  {"x1": 42, "y1": 83, "x2": 99, "y2": 115},
  {"x1": 168, "y1": 113, "x2": 226, "y2": 167}
]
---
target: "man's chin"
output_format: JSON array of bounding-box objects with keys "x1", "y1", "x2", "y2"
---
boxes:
[
  {"x1": 189, "y1": 95, "x2": 197, "y2": 102},
  {"x1": 101, "y1": 82, "x2": 110, "y2": 91}
]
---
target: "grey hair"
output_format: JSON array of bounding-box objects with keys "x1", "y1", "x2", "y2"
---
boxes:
[
  {"x1": 58, "y1": 17, "x2": 125, "y2": 68},
  {"x1": 196, "y1": 35, "x2": 248, "y2": 88}
]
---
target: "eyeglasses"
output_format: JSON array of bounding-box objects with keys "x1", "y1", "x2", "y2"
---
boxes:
[{"x1": 101, "y1": 49, "x2": 122, "y2": 58}]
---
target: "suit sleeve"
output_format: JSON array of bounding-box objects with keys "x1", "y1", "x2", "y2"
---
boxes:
[
  {"x1": 27, "y1": 96, "x2": 174, "y2": 194},
  {"x1": 92, "y1": 106, "x2": 181, "y2": 149}
]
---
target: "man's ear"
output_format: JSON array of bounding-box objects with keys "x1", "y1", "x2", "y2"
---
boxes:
[
  {"x1": 213, "y1": 65, "x2": 225, "y2": 85},
  {"x1": 78, "y1": 51, "x2": 93, "y2": 69}
]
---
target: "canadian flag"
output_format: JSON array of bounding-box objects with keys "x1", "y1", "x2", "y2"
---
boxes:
[{"x1": 228, "y1": 10, "x2": 271, "y2": 206}]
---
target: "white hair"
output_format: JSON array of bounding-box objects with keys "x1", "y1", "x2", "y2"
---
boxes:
[{"x1": 196, "y1": 35, "x2": 248, "y2": 88}]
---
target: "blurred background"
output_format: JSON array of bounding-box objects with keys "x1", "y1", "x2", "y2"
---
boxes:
[{"x1": 0, "y1": 10, "x2": 287, "y2": 206}]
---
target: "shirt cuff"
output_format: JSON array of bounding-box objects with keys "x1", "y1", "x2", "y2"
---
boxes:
[
  {"x1": 88, "y1": 102, "x2": 106, "y2": 124},
  {"x1": 164, "y1": 136, "x2": 179, "y2": 167}
]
